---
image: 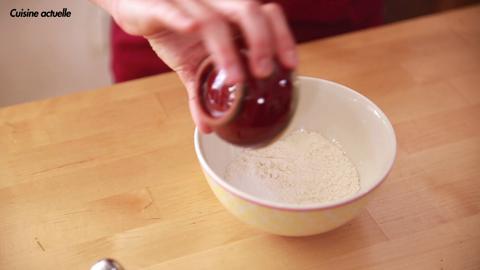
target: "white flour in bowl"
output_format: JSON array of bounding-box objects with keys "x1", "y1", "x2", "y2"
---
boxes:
[{"x1": 224, "y1": 130, "x2": 360, "y2": 205}]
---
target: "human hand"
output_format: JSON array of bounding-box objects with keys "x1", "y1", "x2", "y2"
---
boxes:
[{"x1": 94, "y1": 0, "x2": 298, "y2": 133}]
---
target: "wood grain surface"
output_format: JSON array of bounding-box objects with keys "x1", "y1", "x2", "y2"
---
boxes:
[{"x1": 1, "y1": 5, "x2": 479, "y2": 270}]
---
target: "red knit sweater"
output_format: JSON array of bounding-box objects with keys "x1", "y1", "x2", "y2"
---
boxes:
[{"x1": 111, "y1": 0, "x2": 383, "y2": 82}]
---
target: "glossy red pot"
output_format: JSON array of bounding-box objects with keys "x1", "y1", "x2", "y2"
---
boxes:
[{"x1": 195, "y1": 54, "x2": 297, "y2": 146}]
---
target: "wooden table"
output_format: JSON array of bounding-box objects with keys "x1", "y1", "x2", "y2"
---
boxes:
[{"x1": 1, "y1": 5, "x2": 479, "y2": 270}]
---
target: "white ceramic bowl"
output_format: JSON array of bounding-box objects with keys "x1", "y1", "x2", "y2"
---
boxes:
[{"x1": 194, "y1": 76, "x2": 396, "y2": 236}]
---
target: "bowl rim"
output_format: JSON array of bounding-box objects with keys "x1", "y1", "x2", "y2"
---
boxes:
[{"x1": 194, "y1": 76, "x2": 397, "y2": 212}]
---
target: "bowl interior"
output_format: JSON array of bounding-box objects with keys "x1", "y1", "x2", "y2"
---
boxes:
[{"x1": 196, "y1": 77, "x2": 396, "y2": 208}]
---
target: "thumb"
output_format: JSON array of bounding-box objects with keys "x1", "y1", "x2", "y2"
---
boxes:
[{"x1": 177, "y1": 71, "x2": 213, "y2": 134}]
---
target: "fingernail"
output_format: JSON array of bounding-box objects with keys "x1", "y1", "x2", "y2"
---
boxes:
[
  {"x1": 257, "y1": 57, "x2": 274, "y2": 77},
  {"x1": 285, "y1": 50, "x2": 298, "y2": 67},
  {"x1": 226, "y1": 65, "x2": 243, "y2": 85}
]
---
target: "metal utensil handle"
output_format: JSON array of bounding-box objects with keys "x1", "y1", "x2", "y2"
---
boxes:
[{"x1": 90, "y1": 258, "x2": 124, "y2": 270}]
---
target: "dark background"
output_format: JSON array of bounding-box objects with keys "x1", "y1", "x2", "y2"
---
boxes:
[{"x1": 385, "y1": 0, "x2": 480, "y2": 22}]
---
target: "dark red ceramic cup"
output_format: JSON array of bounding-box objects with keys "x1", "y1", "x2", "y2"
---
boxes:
[{"x1": 195, "y1": 53, "x2": 298, "y2": 147}]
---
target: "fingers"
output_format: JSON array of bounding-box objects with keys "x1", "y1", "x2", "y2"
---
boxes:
[
  {"x1": 175, "y1": 0, "x2": 243, "y2": 85},
  {"x1": 208, "y1": 0, "x2": 274, "y2": 78},
  {"x1": 113, "y1": 0, "x2": 196, "y2": 36},
  {"x1": 261, "y1": 3, "x2": 298, "y2": 69},
  {"x1": 177, "y1": 69, "x2": 213, "y2": 133},
  {"x1": 189, "y1": 96, "x2": 213, "y2": 133},
  {"x1": 187, "y1": 83, "x2": 214, "y2": 133},
  {"x1": 174, "y1": 0, "x2": 297, "y2": 133}
]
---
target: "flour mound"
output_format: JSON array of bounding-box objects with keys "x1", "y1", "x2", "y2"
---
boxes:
[{"x1": 224, "y1": 130, "x2": 360, "y2": 205}]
